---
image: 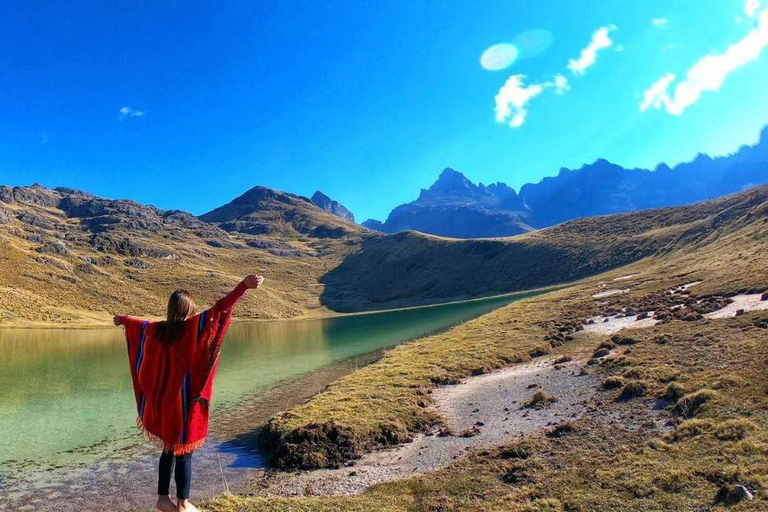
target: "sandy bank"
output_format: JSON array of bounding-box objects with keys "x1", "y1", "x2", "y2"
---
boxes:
[{"x1": 238, "y1": 357, "x2": 600, "y2": 497}]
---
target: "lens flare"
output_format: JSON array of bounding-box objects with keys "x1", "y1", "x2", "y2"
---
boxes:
[
  {"x1": 480, "y1": 43, "x2": 519, "y2": 71},
  {"x1": 514, "y1": 29, "x2": 554, "y2": 60}
]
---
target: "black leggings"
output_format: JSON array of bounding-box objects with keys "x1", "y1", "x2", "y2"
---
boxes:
[{"x1": 158, "y1": 450, "x2": 193, "y2": 500}]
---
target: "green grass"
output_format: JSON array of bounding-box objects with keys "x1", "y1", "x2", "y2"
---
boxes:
[{"x1": 207, "y1": 189, "x2": 768, "y2": 509}]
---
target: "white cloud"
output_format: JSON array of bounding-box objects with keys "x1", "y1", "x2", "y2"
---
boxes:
[
  {"x1": 746, "y1": 0, "x2": 761, "y2": 18},
  {"x1": 494, "y1": 75, "x2": 545, "y2": 128},
  {"x1": 652, "y1": 18, "x2": 669, "y2": 27},
  {"x1": 640, "y1": 8, "x2": 768, "y2": 115},
  {"x1": 567, "y1": 25, "x2": 617, "y2": 75},
  {"x1": 494, "y1": 74, "x2": 573, "y2": 128},
  {"x1": 639, "y1": 73, "x2": 677, "y2": 112},
  {"x1": 119, "y1": 106, "x2": 145, "y2": 120},
  {"x1": 552, "y1": 74, "x2": 570, "y2": 94}
]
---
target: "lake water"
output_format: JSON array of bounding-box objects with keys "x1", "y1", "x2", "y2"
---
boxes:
[{"x1": 0, "y1": 292, "x2": 532, "y2": 497}]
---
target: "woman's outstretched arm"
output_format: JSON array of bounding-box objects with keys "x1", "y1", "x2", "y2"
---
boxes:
[
  {"x1": 215, "y1": 274, "x2": 264, "y2": 313},
  {"x1": 113, "y1": 314, "x2": 131, "y2": 326}
]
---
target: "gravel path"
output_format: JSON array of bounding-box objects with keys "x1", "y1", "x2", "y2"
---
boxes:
[{"x1": 241, "y1": 358, "x2": 601, "y2": 497}]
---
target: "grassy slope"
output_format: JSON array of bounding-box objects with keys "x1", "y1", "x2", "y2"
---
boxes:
[
  {"x1": 2, "y1": 184, "x2": 766, "y2": 326},
  {"x1": 199, "y1": 185, "x2": 362, "y2": 239},
  {"x1": 320, "y1": 186, "x2": 768, "y2": 311},
  {"x1": 212, "y1": 312, "x2": 768, "y2": 511},
  {"x1": 209, "y1": 187, "x2": 768, "y2": 510},
  {"x1": 0, "y1": 185, "x2": 365, "y2": 326}
]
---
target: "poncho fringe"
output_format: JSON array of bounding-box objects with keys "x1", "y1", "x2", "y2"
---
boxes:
[{"x1": 119, "y1": 282, "x2": 246, "y2": 455}]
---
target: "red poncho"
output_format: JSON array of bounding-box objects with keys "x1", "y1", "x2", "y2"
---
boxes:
[{"x1": 118, "y1": 282, "x2": 247, "y2": 454}]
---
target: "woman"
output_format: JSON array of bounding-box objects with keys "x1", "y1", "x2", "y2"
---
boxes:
[{"x1": 114, "y1": 274, "x2": 264, "y2": 512}]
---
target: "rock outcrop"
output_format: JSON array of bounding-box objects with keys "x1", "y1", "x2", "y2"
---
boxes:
[{"x1": 311, "y1": 191, "x2": 355, "y2": 222}]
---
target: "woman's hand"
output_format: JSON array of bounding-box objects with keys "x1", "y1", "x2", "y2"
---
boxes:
[{"x1": 243, "y1": 274, "x2": 265, "y2": 289}]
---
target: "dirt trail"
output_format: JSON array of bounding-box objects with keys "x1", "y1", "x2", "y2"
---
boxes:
[{"x1": 241, "y1": 358, "x2": 601, "y2": 497}]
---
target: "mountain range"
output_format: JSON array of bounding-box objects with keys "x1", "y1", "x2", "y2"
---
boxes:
[
  {"x1": 3, "y1": 127, "x2": 768, "y2": 326},
  {"x1": 363, "y1": 126, "x2": 768, "y2": 238}
]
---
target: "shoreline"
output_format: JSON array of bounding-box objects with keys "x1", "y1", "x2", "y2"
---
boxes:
[{"x1": 0, "y1": 285, "x2": 559, "y2": 331}]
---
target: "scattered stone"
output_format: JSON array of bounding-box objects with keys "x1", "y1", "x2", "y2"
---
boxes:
[
  {"x1": 36, "y1": 241, "x2": 68, "y2": 255},
  {"x1": 715, "y1": 484, "x2": 754, "y2": 505},
  {"x1": 0, "y1": 185, "x2": 14, "y2": 203},
  {"x1": 611, "y1": 335, "x2": 639, "y2": 346},
  {"x1": 529, "y1": 346, "x2": 551, "y2": 358},
  {"x1": 124, "y1": 258, "x2": 150, "y2": 269},
  {"x1": 593, "y1": 347, "x2": 611, "y2": 358},
  {"x1": 524, "y1": 390, "x2": 558, "y2": 409},
  {"x1": 458, "y1": 426, "x2": 481, "y2": 438},
  {"x1": 546, "y1": 421, "x2": 575, "y2": 438}
]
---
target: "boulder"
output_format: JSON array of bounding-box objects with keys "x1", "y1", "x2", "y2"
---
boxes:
[
  {"x1": 0, "y1": 208, "x2": 13, "y2": 224},
  {"x1": 715, "y1": 484, "x2": 754, "y2": 505},
  {"x1": 0, "y1": 185, "x2": 14, "y2": 203},
  {"x1": 36, "y1": 241, "x2": 68, "y2": 255}
]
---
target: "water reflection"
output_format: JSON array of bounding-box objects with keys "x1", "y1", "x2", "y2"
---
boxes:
[{"x1": 0, "y1": 292, "x2": 531, "y2": 469}]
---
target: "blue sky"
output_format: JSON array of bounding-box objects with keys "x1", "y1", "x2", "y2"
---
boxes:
[{"x1": 1, "y1": 1, "x2": 767, "y2": 222}]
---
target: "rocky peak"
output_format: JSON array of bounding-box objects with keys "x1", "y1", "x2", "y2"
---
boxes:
[
  {"x1": 361, "y1": 219, "x2": 384, "y2": 231},
  {"x1": 420, "y1": 168, "x2": 478, "y2": 201},
  {"x1": 311, "y1": 191, "x2": 355, "y2": 222}
]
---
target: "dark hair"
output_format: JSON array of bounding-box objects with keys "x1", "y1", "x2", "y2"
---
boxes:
[{"x1": 156, "y1": 290, "x2": 197, "y2": 345}]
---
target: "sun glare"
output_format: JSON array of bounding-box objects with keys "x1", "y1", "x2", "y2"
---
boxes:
[{"x1": 480, "y1": 43, "x2": 519, "y2": 71}]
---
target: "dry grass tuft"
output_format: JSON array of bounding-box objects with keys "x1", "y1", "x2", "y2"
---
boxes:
[
  {"x1": 602, "y1": 376, "x2": 625, "y2": 390},
  {"x1": 618, "y1": 380, "x2": 647, "y2": 401},
  {"x1": 714, "y1": 419, "x2": 758, "y2": 441},
  {"x1": 525, "y1": 389, "x2": 558, "y2": 409},
  {"x1": 662, "y1": 382, "x2": 687, "y2": 402},
  {"x1": 673, "y1": 389, "x2": 718, "y2": 418},
  {"x1": 666, "y1": 419, "x2": 713, "y2": 442}
]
